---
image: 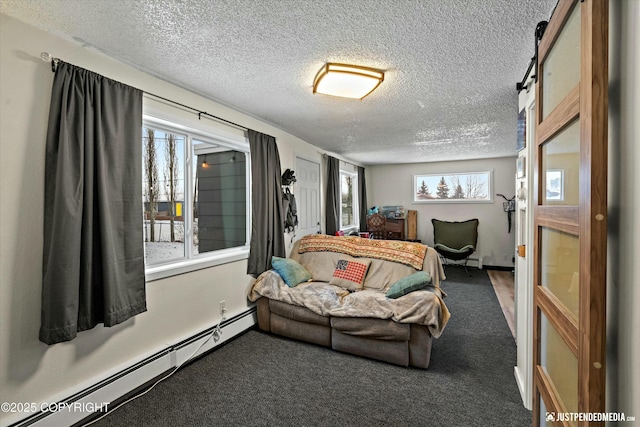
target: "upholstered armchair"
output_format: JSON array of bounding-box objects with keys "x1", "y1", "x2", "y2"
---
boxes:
[{"x1": 431, "y1": 218, "x2": 479, "y2": 275}]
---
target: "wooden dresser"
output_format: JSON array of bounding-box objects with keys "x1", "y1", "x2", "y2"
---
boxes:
[
  {"x1": 385, "y1": 218, "x2": 405, "y2": 240},
  {"x1": 366, "y1": 214, "x2": 405, "y2": 240}
]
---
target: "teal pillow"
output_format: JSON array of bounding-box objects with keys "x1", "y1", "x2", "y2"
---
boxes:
[
  {"x1": 271, "y1": 256, "x2": 312, "y2": 287},
  {"x1": 386, "y1": 271, "x2": 432, "y2": 299}
]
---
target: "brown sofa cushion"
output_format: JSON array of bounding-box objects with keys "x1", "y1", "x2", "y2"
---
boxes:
[
  {"x1": 331, "y1": 329, "x2": 409, "y2": 366},
  {"x1": 271, "y1": 313, "x2": 331, "y2": 347},
  {"x1": 295, "y1": 250, "x2": 346, "y2": 282},
  {"x1": 269, "y1": 299, "x2": 330, "y2": 326},
  {"x1": 330, "y1": 317, "x2": 410, "y2": 341}
]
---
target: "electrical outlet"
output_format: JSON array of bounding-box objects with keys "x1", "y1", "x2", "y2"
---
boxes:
[
  {"x1": 503, "y1": 254, "x2": 509, "y2": 261},
  {"x1": 219, "y1": 300, "x2": 226, "y2": 316}
]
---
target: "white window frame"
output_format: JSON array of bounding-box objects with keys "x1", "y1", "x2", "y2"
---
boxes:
[
  {"x1": 339, "y1": 170, "x2": 358, "y2": 231},
  {"x1": 412, "y1": 171, "x2": 494, "y2": 204},
  {"x1": 142, "y1": 114, "x2": 251, "y2": 282}
]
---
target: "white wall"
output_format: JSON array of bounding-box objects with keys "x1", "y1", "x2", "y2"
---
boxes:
[
  {"x1": 368, "y1": 157, "x2": 517, "y2": 268},
  {"x1": 607, "y1": 0, "x2": 640, "y2": 420},
  {"x1": 0, "y1": 14, "x2": 321, "y2": 425}
]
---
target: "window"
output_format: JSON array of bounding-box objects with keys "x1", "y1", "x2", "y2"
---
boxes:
[
  {"x1": 142, "y1": 116, "x2": 250, "y2": 279},
  {"x1": 340, "y1": 171, "x2": 358, "y2": 229},
  {"x1": 412, "y1": 171, "x2": 493, "y2": 203}
]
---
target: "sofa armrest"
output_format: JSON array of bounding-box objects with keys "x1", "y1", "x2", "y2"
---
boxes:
[{"x1": 256, "y1": 297, "x2": 271, "y2": 332}]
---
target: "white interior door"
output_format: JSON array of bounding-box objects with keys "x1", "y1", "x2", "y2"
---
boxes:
[{"x1": 295, "y1": 156, "x2": 320, "y2": 238}]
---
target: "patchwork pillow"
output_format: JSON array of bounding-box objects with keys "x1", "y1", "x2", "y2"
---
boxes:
[
  {"x1": 386, "y1": 271, "x2": 432, "y2": 299},
  {"x1": 271, "y1": 256, "x2": 312, "y2": 287},
  {"x1": 329, "y1": 259, "x2": 371, "y2": 291}
]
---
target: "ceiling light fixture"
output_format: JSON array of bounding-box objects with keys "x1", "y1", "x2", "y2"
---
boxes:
[{"x1": 313, "y1": 63, "x2": 384, "y2": 100}]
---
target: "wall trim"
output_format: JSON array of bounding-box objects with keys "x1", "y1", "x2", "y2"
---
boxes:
[
  {"x1": 514, "y1": 366, "x2": 528, "y2": 409},
  {"x1": 7, "y1": 308, "x2": 257, "y2": 427}
]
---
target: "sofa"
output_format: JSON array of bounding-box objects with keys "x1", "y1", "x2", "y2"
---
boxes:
[{"x1": 248, "y1": 235, "x2": 450, "y2": 368}]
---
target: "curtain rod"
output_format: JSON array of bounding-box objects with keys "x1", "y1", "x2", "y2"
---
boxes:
[
  {"x1": 321, "y1": 153, "x2": 363, "y2": 169},
  {"x1": 41, "y1": 52, "x2": 249, "y2": 132}
]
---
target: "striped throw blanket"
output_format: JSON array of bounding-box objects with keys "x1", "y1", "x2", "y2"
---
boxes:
[{"x1": 298, "y1": 235, "x2": 427, "y2": 270}]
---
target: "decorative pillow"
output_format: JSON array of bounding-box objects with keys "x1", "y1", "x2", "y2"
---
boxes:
[
  {"x1": 386, "y1": 271, "x2": 432, "y2": 299},
  {"x1": 329, "y1": 259, "x2": 371, "y2": 291},
  {"x1": 271, "y1": 256, "x2": 312, "y2": 287}
]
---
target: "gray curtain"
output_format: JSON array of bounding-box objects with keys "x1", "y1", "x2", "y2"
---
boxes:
[
  {"x1": 357, "y1": 166, "x2": 368, "y2": 232},
  {"x1": 325, "y1": 156, "x2": 340, "y2": 235},
  {"x1": 40, "y1": 62, "x2": 146, "y2": 345},
  {"x1": 247, "y1": 130, "x2": 285, "y2": 277}
]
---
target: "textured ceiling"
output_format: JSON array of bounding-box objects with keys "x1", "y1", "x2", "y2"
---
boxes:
[{"x1": 1, "y1": 0, "x2": 556, "y2": 165}]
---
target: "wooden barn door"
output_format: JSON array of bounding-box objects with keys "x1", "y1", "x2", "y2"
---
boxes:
[{"x1": 532, "y1": 0, "x2": 608, "y2": 425}]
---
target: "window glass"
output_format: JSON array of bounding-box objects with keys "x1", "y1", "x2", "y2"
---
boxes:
[
  {"x1": 193, "y1": 140, "x2": 247, "y2": 253},
  {"x1": 413, "y1": 171, "x2": 492, "y2": 203},
  {"x1": 340, "y1": 172, "x2": 357, "y2": 229},
  {"x1": 142, "y1": 119, "x2": 249, "y2": 273},
  {"x1": 143, "y1": 127, "x2": 186, "y2": 265}
]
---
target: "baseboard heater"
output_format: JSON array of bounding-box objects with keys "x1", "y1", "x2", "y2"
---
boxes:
[{"x1": 7, "y1": 307, "x2": 257, "y2": 427}]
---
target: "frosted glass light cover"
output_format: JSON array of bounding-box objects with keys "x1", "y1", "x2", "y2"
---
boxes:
[{"x1": 313, "y1": 63, "x2": 384, "y2": 99}]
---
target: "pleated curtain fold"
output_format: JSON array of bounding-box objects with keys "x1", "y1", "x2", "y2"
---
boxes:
[
  {"x1": 247, "y1": 130, "x2": 285, "y2": 277},
  {"x1": 357, "y1": 166, "x2": 368, "y2": 232},
  {"x1": 40, "y1": 62, "x2": 146, "y2": 344},
  {"x1": 324, "y1": 156, "x2": 340, "y2": 236}
]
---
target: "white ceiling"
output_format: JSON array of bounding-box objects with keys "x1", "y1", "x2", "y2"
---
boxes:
[{"x1": 1, "y1": 0, "x2": 556, "y2": 165}]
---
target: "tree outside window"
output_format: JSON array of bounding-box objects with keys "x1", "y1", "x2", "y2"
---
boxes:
[
  {"x1": 413, "y1": 172, "x2": 492, "y2": 203},
  {"x1": 340, "y1": 171, "x2": 357, "y2": 229}
]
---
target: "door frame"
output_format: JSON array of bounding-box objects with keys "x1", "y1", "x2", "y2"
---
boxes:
[{"x1": 514, "y1": 70, "x2": 537, "y2": 410}]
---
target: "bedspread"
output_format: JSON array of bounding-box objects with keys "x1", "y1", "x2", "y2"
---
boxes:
[{"x1": 248, "y1": 270, "x2": 451, "y2": 338}]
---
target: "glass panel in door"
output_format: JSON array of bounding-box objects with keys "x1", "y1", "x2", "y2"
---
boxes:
[
  {"x1": 541, "y1": 119, "x2": 580, "y2": 206},
  {"x1": 541, "y1": 4, "x2": 581, "y2": 119},
  {"x1": 540, "y1": 313, "x2": 578, "y2": 423},
  {"x1": 539, "y1": 227, "x2": 579, "y2": 318}
]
